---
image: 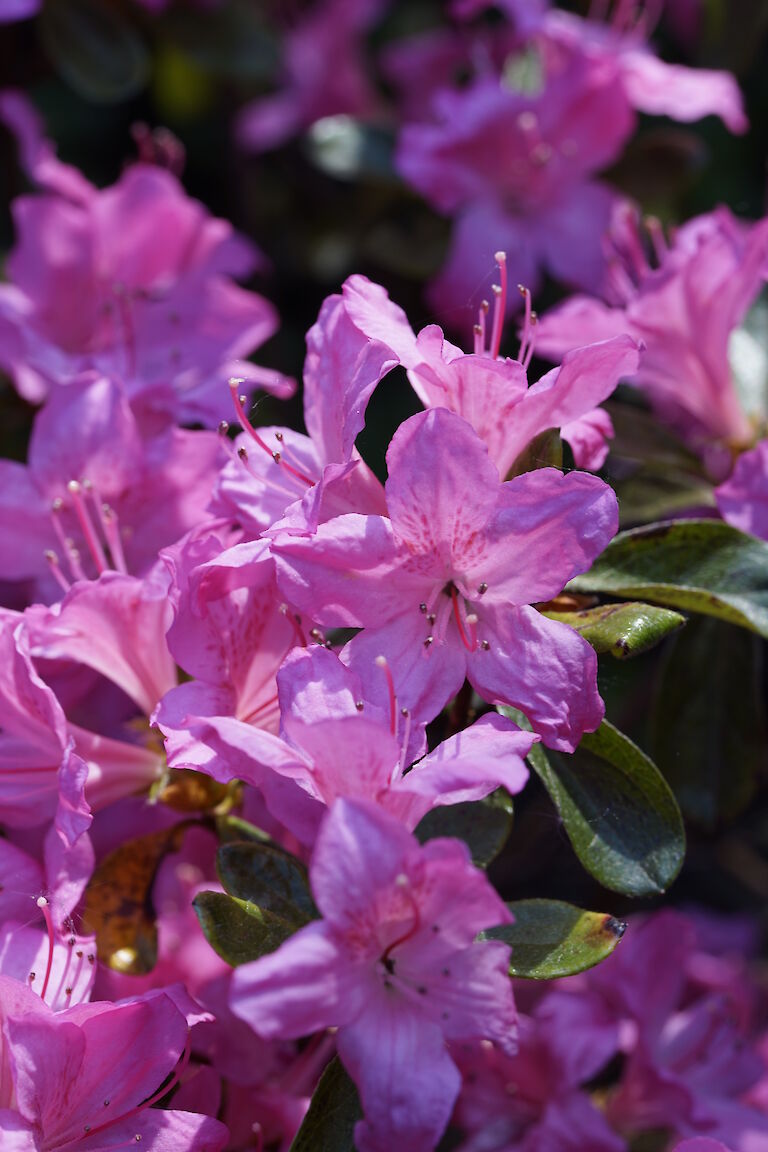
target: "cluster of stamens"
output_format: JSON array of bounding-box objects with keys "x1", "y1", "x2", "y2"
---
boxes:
[
  {"x1": 589, "y1": 0, "x2": 663, "y2": 37},
  {"x1": 220, "y1": 379, "x2": 316, "y2": 501},
  {"x1": 417, "y1": 583, "x2": 490, "y2": 656},
  {"x1": 603, "y1": 204, "x2": 670, "y2": 305},
  {"x1": 44, "y1": 480, "x2": 128, "y2": 591},
  {"x1": 472, "y1": 252, "x2": 538, "y2": 368}
]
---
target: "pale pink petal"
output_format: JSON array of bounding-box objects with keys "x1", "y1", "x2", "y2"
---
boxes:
[
  {"x1": 715, "y1": 440, "x2": 768, "y2": 541},
  {"x1": 621, "y1": 49, "x2": 747, "y2": 134}
]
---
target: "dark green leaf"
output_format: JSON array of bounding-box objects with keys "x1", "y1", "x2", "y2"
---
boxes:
[
  {"x1": 570, "y1": 520, "x2": 768, "y2": 638},
  {"x1": 40, "y1": 0, "x2": 149, "y2": 103},
  {"x1": 613, "y1": 471, "x2": 716, "y2": 527},
  {"x1": 217, "y1": 841, "x2": 317, "y2": 924},
  {"x1": 542, "y1": 600, "x2": 685, "y2": 658},
  {"x1": 193, "y1": 891, "x2": 297, "y2": 967},
  {"x1": 650, "y1": 616, "x2": 766, "y2": 827},
  {"x1": 414, "y1": 791, "x2": 513, "y2": 868},
  {"x1": 484, "y1": 898, "x2": 625, "y2": 978},
  {"x1": 500, "y1": 711, "x2": 685, "y2": 897},
  {"x1": 507, "y1": 428, "x2": 563, "y2": 478},
  {"x1": 289, "y1": 1057, "x2": 361, "y2": 1152}
]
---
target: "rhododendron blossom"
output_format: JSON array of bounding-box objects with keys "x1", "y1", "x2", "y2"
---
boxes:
[
  {"x1": 231, "y1": 798, "x2": 516, "y2": 1152},
  {"x1": 273, "y1": 406, "x2": 616, "y2": 747}
]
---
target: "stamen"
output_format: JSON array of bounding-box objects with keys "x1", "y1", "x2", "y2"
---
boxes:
[
  {"x1": 450, "y1": 587, "x2": 478, "y2": 652},
  {"x1": 229, "y1": 381, "x2": 314, "y2": 487},
  {"x1": 375, "y1": 656, "x2": 397, "y2": 736},
  {"x1": 36, "y1": 896, "x2": 55, "y2": 1001},
  {"x1": 397, "y1": 708, "x2": 412, "y2": 778},
  {"x1": 101, "y1": 505, "x2": 128, "y2": 574},
  {"x1": 44, "y1": 550, "x2": 71, "y2": 593},
  {"x1": 67, "y1": 481, "x2": 108, "y2": 574},
  {"x1": 236, "y1": 445, "x2": 305, "y2": 501},
  {"x1": 279, "y1": 604, "x2": 307, "y2": 647},
  {"x1": 489, "y1": 252, "x2": 507, "y2": 360},
  {"x1": 477, "y1": 582, "x2": 488, "y2": 595},
  {"x1": 523, "y1": 313, "x2": 538, "y2": 371},
  {"x1": 645, "y1": 215, "x2": 667, "y2": 264},
  {"x1": 218, "y1": 421, "x2": 230, "y2": 437},
  {"x1": 518, "y1": 285, "x2": 532, "y2": 364}
]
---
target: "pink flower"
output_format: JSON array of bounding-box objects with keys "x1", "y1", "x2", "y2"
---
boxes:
[
  {"x1": 160, "y1": 639, "x2": 535, "y2": 845},
  {"x1": 0, "y1": 94, "x2": 285, "y2": 426},
  {"x1": 235, "y1": 0, "x2": 385, "y2": 152},
  {"x1": 342, "y1": 268, "x2": 639, "y2": 472},
  {"x1": 395, "y1": 40, "x2": 634, "y2": 326},
  {"x1": 0, "y1": 373, "x2": 224, "y2": 603},
  {"x1": 230, "y1": 797, "x2": 516, "y2": 1152},
  {"x1": 537, "y1": 206, "x2": 768, "y2": 479},
  {"x1": 0, "y1": 981, "x2": 229, "y2": 1149},
  {"x1": 273, "y1": 407, "x2": 616, "y2": 749},
  {"x1": 715, "y1": 439, "x2": 768, "y2": 541}
]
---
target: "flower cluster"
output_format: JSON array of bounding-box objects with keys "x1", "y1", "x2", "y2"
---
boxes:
[{"x1": 0, "y1": 1, "x2": 767, "y2": 1149}]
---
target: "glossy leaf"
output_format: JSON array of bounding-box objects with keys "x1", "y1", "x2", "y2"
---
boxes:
[
  {"x1": 542, "y1": 600, "x2": 685, "y2": 658},
  {"x1": 500, "y1": 711, "x2": 685, "y2": 897},
  {"x1": 484, "y1": 899, "x2": 626, "y2": 978},
  {"x1": 40, "y1": 0, "x2": 149, "y2": 103},
  {"x1": 193, "y1": 890, "x2": 298, "y2": 967},
  {"x1": 570, "y1": 520, "x2": 768, "y2": 638},
  {"x1": 651, "y1": 616, "x2": 765, "y2": 827},
  {"x1": 216, "y1": 841, "x2": 317, "y2": 924},
  {"x1": 83, "y1": 824, "x2": 189, "y2": 974},
  {"x1": 414, "y1": 790, "x2": 514, "y2": 868},
  {"x1": 289, "y1": 1057, "x2": 361, "y2": 1152}
]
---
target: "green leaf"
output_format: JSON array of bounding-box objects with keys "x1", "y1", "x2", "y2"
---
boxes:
[
  {"x1": 650, "y1": 616, "x2": 766, "y2": 827},
  {"x1": 570, "y1": 520, "x2": 768, "y2": 638},
  {"x1": 216, "y1": 841, "x2": 317, "y2": 924},
  {"x1": 289, "y1": 1057, "x2": 361, "y2": 1152},
  {"x1": 193, "y1": 890, "x2": 298, "y2": 967},
  {"x1": 40, "y1": 0, "x2": 149, "y2": 103},
  {"x1": 500, "y1": 711, "x2": 685, "y2": 897},
  {"x1": 414, "y1": 791, "x2": 514, "y2": 868},
  {"x1": 542, "y1": 600, "x2": 685, "y2": 658},
  {"x1": 484, "y1": 899, "x2": 626, "y2": 978},
  {"x1": 507, "y1": 428, "x2": 563, "y2": 478}
]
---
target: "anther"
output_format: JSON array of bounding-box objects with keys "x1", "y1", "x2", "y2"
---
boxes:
[
  {"x1": 481, "y1": 640, "x2": 490, "y2": 651},
  {"x1": 355, "y1": 700, "x2": 364, "y2": 711},
  {"x1": 218, "y1": 421, "x2": 229, "y2": 436},
  {"x1": 424, "y1": 636, "x2": 434, "y2": 648},
  {"x1": 419, "y1": 602, "x2": 427, "y2": 613},
  {"x1": 275, "y1": 431, "x2": 283, "y2": 441},
  {"x1": 478, "y1": 582, "x2": 488, "y2": 595},
  {"x1": 427, "y1": 613, "x2": 436, "y2": 625},
  {"x1": 28, "y1": 971, "x2": 35, "y2": 982}
]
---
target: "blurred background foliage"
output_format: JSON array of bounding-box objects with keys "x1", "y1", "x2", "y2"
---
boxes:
[{"x1": 2, "y1": 0, "x2": 768, "y2": 925}]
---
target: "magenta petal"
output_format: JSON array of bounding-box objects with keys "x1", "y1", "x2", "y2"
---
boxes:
[
  {"x1": 385, "y1": 408, "x2": 499, "y2": 564},
  {"x1": 76, "y1": 1110, "x2": 229, "y2": 1152},
  {"x1": 715, "y1": 440, "x2": 768, "y2": 541},
  {"x1": 282, "y1": 716, "x2": 401, "y2": 808},
  {"x1": 27, "y1": 571, "x2": 176, "y2": 715},
  {"x1": 499, "y1": 336, "x2": 639, "y2": 473},
  {"x1": 303, "y1": 292, "x2": 399, "y2": 464},
  {"x1": 310, "y1": 798, "x2": 415, "y2": 927},
  {"x1": 474, "y1": 468, "x2": 619, "y2": 607},
  {"x1": 467, "y1": 605, "x2": 603, "y2": 751},
  {"x1": 409, "y1": 712, "x2": 534, "y2": 804},
  {"x1": 230, "y1": 921, "x2": 365, "y2": 1038},
  {"x1": 342, "y1": 274, "x2": 421, "y2": 369},
  {"x1": 337, "y1": 991, "x2": 460, "y2": 1152},
  {"x1": 273, "y1": 514, "x2": 424, "y2": 628},
  {"x1": 621, "y1": 49, "x2": 747, "y2": 133}
]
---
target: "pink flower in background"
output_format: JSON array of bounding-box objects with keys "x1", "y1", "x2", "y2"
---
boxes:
[
  {"x1": 396, "y1": 39, "x2": 634, "y2": 327},
  {"x1": 0, "y1": 374, "x2": 223, "y2": 604},
  {"x1": 715, "y1": 439, "x2": 768, "y2": 541},
  {"x1": 0, "y1": 981, "x2": 229, "y2": 1149},
  {"x1": 231, "y1": 798, "x2": 516, "y2": 1152},
  {"x1": 273, "y1": 407, "x2": 616, "y2": 748},
  {"x1": 235, "y1": 0, "x2": 386, "y2": 152},
  {"x1": 537, "y1": 206, "x2": 768, "y2": 480},
  {"x1": 0, "y1": 92, "x2": 287, "y2": 426},
  {"x1": 342, "y1": 269, "x2": 639, "y2": 471}
]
